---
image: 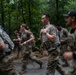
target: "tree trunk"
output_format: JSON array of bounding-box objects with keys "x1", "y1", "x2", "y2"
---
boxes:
[
  {"x1": 28, "y1": 0, "x2": 31, "y2": 26},
  {"x1": 8, "y1": 10, "x2": 11, "y2": 36},
  {"x1": 56, "y1": 0, "x2": 59, "y2": 21},
  {"x1": 1, "y1": 0, "x2": 5, "y2": 28},
  {"x1": 20, "y1": 0, "x2": 25, "y2": 23}
]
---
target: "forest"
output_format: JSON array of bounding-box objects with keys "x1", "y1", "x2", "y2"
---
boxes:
[{"x1": 0, "y1": 0, "x2": 76, "y2": 39}]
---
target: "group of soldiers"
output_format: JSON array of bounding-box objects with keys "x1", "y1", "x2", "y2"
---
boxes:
[{"x1": 0, "y1": 10, "x2": 76, "y2": 75}]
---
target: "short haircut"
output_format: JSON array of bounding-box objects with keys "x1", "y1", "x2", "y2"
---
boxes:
[
  {"x1": 21, "y1": 24, "x2": 29, "y2": 30},
  {"x1": 44, "y1": 14, "x2": 50, "y2": 19}
]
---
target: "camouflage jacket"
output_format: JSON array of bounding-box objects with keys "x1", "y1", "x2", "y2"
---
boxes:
[
  {"x1": 40, "y1": 24, "x2": 60, "y2": 51},
  {"x1": 67, "y1": 29, "x2": 76, "y2": 51}
]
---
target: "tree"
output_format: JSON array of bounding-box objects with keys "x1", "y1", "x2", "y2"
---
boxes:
[
  {"x1": 64, "y1": 0, "x2": 76, "y2": 12},
  {"x1": 0, "y1": 0, "x2": 5, "y2": 28}
]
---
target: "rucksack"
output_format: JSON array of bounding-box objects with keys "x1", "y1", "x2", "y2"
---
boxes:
[{"x1": 0, "y1": 26, "x2": 14, "y2": 52}]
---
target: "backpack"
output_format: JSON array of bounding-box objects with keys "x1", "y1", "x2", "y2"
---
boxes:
[{"x1": 0, "y1": 26, "x2": 14, "y2": 52}]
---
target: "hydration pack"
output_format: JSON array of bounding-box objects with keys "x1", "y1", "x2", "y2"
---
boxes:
[{"x1": 0, "y1": 26, "x2": 14, "y2": 52}]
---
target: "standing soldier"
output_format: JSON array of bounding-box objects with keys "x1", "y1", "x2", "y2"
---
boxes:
[
  {"x1": 40, "y1": 14, "x2": 67, "y2": 75},
  {"x1": 63, "y1": 10, "x2": 76, "y2": 75},
  {"x1": 19, "y1": 24, "x2": 42, "y2": 74}
]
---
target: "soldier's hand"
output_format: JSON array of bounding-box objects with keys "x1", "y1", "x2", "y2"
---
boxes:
[
  {"x1": 40, "y1": 29, "x2": 44, "y2": 33},
  {"x1": 13, "y1": 38, "x2": 21, "y2": 42},
  {"x1": 43, "y1": 29, "x2": 47, "y2": 33},
  {"x1": 20, "y1": 42, "x2": 27, "y2": 46},
  {"x1": 13, "y1": 39, "x2": 17, "y2": 41},
  {"x1": 20, "y1": 43, "x2": 23, "y2": 46},
  {"x1": 0, "y1": 37, "x2": 6, "y2": 50},
  {"x1": 0, "y1": 42, "x2": 6, "y2": 51},
  {"x1": 18, "y1": 38, "x2": 21, "y2": 41},
  {"x1": 63, "y1": 52, "x2": 73, "y2": 60}
]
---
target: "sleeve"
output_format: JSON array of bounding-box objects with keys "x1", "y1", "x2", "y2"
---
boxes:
[
  {"x1": 68, "y1": 33, "x2": 75, "y2": 46},
  {"x1": 27, "y1": 31, "x2": 33, "y2": 37},
  {"x1": 49, "y1": 25, "x2": 56, "y2": 37},
  {"x1": 63, "y1": 28, "x2": 69, "y2": 37}
]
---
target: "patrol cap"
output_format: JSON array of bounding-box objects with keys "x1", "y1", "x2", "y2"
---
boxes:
[{"x1": 63, "y1": 10, "x2": 76, "y2": 18}]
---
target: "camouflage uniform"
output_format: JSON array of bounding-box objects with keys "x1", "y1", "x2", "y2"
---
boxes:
[
  {"x1": 58, "y1": 28, "x2": 69, "y2": 66},
  {"x1": 58, "y1": 28, "x2": 69, "y2": 52},
  {"x1": 40, "y1": 24, "x2": 66, "y2": 75},
  {"x1": 0, "y1": 37, "x2": 19, "y2": 75},
  {"x1": 67, "y1": 29, "x2": 76, "y2": 75},
  {"x1": 20, "y1": 30, "x2": 42, "y2": 71}
]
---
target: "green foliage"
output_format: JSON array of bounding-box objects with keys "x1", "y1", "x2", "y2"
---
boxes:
[
  {"x1": 64, "y1": 0, "x2": 76, "y2": 12},
  {"x1": 0, "y1": 0, "x2": 76, "y2": 40}
]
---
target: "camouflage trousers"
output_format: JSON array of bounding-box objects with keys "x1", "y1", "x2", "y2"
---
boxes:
[
  {"x1": 59, "y1": 45, "x2": 69, "y2": 65},
  {"x1": 0, "y1": 54, "x2": 19, "y2": 75},
  {"x1": 69, "y1": 69, "x2": 76, "y2": 75},
  {"x1": 21, "y1": 45, "x2": 42, "y2": 70},
  {"x1": 46, "y1": 47, "x2": 66, "y2": 75},
  {"x1": 67, "y1": 59, "x2": 76, "y2": 75}
]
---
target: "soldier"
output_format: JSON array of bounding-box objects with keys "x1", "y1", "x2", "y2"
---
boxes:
[
  {"x1": 40, "y1": 14, "x2": 67, "y2": 75},
  {"x1": 56, "y1": 23, "x2": 69, "y2": 67},
  {"x1": 0, "y1": 28, "x2": 20, "y2": 75},
  {"x1": 13, "y1": 30, "x2": 21, "y2": 58},
  {"x1": 18, "y1": 24, "x2": 42, "y2": 74},
  {"x1": 63, "y1": 10, "x2": 76, "y2": 75}
]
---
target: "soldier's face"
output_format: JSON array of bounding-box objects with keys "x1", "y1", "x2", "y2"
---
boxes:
[
  {"x1": 19, "y1": 26, "x2": 24, "y2": 33},
  {"x1": 41, "y1": 15, "x2": 48, "y2": 25},
  {"x1": 66, "y1": 16, "x2": 72, "y2": 25}
]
